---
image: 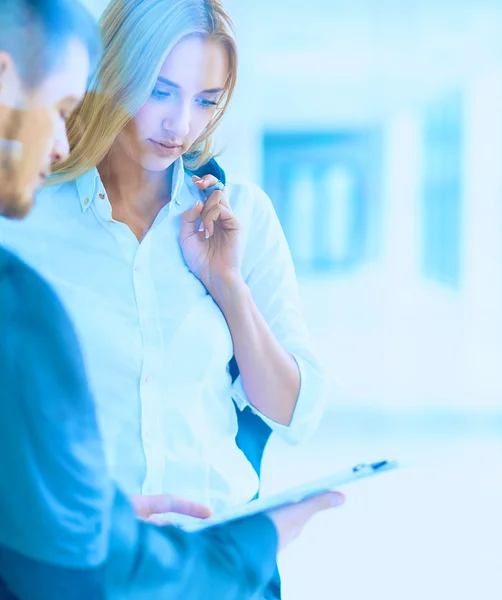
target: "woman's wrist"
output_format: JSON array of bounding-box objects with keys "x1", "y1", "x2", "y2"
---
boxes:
[{"x1": 207, "y1": 270, "x2": 249, "y2": 313}]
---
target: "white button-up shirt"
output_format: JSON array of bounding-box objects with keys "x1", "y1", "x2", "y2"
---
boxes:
[{"x1": 0, "y1": 158, "x2": 325, "y2": 512}]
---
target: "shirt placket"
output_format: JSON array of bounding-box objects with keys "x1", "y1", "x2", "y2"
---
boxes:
[{"x1": 132, "y1": 233, "x2": 165, "y2": 496}]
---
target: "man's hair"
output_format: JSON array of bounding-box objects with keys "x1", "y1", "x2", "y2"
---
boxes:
[{"x1": 0, "y1": 0, "x2": 101, "y2": 88}]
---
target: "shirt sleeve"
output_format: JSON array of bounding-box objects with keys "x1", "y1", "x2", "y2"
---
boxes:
[
  {"x1": 107, "y1": 488, "x2": 279, "y2": 600},
  {"x1": 230, "y1": 183, "x2": 327, "y2": 445},
  {"x1": 0, "y1": 251, "x2": 112, "y2": 573}
]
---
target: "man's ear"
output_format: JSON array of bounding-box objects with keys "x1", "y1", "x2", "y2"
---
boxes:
[
  {"x1": 0, "y1": 51, "x2": 24, "y2": 104},
  {"x1": 0, "y1": 51, "x2": 13, "y2": 73}
]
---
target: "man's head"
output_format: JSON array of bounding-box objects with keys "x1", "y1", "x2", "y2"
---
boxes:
[{"x1": 0, "y1": 0, "x2": 100, "y2": 218}]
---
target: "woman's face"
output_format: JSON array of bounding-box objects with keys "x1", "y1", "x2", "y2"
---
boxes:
[{"x1": 117, "y1": 35, "x2": 229, "y2": 173}]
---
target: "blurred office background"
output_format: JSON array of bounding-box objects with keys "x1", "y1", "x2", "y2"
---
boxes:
[{"x1": 84, "y1": 1, "x2": 502, "y2": 598}]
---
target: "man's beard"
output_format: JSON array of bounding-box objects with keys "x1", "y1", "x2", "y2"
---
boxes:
[
  {"x1": 0, "y1": 184, "x2": 34, "y2": 219},
  {"x1": 0, "y1": 105, "x2": 53, "y2": 220},
  {"x1": 0, "y1": 146, "x2": 36, "y2": 220}
]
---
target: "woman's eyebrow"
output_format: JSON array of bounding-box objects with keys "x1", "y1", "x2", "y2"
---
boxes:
[
  {"x1": 198, "y1": 87, "x2": 224, "y2": 94},
  {"x1": 157, "y1": 76, "x2": 180, "y2": 89},
  {"x1": 156, "y1": 76, "x2": 223, "y2": 94}
]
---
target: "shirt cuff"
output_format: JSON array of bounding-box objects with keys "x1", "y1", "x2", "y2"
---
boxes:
[
  {"x1": 231, "y1": 352, "x2": 326, "y2": 445},
  {"x1": 221, "y1": 513, "x2": 279, "y2": 591}
]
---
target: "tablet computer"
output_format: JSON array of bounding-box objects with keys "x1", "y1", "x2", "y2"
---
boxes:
[{"x1": 183, "y1": 459, "x2": 399, "y2": 532}]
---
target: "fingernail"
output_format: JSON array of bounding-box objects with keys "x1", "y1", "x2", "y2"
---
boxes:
[
  {"x1": 199, "y1": 223, "x2": 205, "y2": 232},
  {"x1": 331, "y1": 492, "x2": 345, "y2": 507},
  {"x1": 205, "y1": 229, "x2": 210, "y2": 239}
]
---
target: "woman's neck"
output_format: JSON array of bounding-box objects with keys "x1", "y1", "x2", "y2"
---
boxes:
[{"x1": 98, "y1": 145, "x2": 174, "y2": 241}]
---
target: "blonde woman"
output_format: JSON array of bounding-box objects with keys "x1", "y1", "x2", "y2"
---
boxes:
[{"x1": 0, "y1": 0, "x2": 325, "y2": 520}]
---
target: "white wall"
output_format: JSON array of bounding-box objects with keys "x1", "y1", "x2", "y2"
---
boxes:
[
  {"x1": 77, "y1": 0, "x2": 502, "y2": 411},
  {"x1": 80, "y1": 0, "x2": 107, "y2": 18}
]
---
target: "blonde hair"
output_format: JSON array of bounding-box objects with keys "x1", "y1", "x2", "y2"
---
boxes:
[{"x1": 50, "y1": 0, "x2": 237, "y2": 184}]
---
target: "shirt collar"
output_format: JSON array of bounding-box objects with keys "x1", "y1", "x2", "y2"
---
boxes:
[
  {"x1": 76, "y1": 167, "x2": 100, "y2": 213},
  {"x1": 75, "y1": 157, "x2": 186, "y2": 212},
  {"x1": 171, "y1": 157, "x2": 185, "y2": 206}
]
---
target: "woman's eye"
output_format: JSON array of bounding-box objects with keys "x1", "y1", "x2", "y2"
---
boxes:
[
  {"x1": 151, "y1": 89, "x2": 171, "y2": 99},
  {"x1": 197, "y1": 98, "x2": 218, "y2": 109}
]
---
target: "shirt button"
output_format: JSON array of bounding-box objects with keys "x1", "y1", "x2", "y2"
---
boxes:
[
  {"x1": 134, "y1": 265, "x2": 142, "y2": 273},
  {"x1": 84, "y1": 197, "x2": 90, "y2": 206},
  {"x1": 144, "y1": 375, "x2": 152, "y2": 384},
  {"x1": 99, "y1": 193, "x2": 105, "y2": 200}
]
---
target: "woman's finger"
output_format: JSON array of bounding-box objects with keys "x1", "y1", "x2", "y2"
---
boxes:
[
  {"x1": 217, "y1": 187, "x2": 230, "y2": 210},
  {"x1": 200, "y1": 204, "x2": 222, "y2": 238},
  {"x1": 192, "y1": 174, "x2": 219, "y2": 190},
  {"x1": 180, "y1": 201, "x2": 204, "y2": 240},
  {"x1": 201, "y1": 204, "x2": 235, "y2": 238},
  {"x1": 193, "y1": 175, "x2": 229, "y2": 208},
  {"x1": 201, "y1": 190, "x2": 225, "y2": 214},
  {"x1": 198, "y1": 191, "x2": 230, "y2": 233},
  {"x1": 182, "y1": 201, "x2": 204, "y2": 225}
]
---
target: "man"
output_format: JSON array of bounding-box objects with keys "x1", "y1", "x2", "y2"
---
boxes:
[{"x1": 0, "y1": 1, "x2": 344, "y2": 598}]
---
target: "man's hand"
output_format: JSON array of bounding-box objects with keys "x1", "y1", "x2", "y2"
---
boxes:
[
  {"x1": 130, "y1": 494, "x2": 212, "y2": 526},
  {"x1": 267, "y1": 491, "x2": 345, "y2": 551}
]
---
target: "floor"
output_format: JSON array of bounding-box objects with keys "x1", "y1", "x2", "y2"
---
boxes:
[
  {"x1": 260, "y1": 272, "x2": 502, "y2": 600},
  {"x1": 261, "y1": 407, "x2": 502, "y2": 600}
]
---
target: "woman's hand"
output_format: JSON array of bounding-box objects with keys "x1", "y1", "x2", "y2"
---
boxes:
[
  {"x1": 180, "y1": 175, "x2": 242, "y2": 298},
  {"x1": 130, "y1": 494, "x2": 212, "y2": 526}
]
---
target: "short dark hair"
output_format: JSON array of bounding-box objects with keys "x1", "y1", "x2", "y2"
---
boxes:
[{"x1": 0, "y1": 0, "x2": 101, "y2": 88}]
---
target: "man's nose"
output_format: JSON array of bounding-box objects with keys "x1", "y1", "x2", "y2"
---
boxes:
[{"x1": 50, "y1": 135, "x2": 70, "y2": 165}]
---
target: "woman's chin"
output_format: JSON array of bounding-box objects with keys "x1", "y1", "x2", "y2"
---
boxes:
[{"x1": 140, "y1": 154, "x2": 180, "y2": 173}]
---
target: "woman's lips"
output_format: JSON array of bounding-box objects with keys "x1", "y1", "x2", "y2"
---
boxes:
[{"x1": 148, "y1": 139, "x2": 182, "y2": 157}]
